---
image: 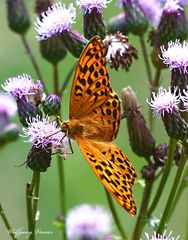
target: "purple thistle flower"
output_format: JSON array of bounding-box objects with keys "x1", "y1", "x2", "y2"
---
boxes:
[
  {"x1": 22, "y1": 115, "x2": 68, "y2": 151},
  {"x1": 159, "y1": 39, "x2": 188, "y2": 73},
  {"x1": 35, "y1": 2, "x2": 76, "y2": 40},
  {"x1": 1, "y1": 74, "x2": 42, "y2": 99},
  {"x1": 0, "y1": 94, "x2": 17, "y2": 118},
  {"x1": 163, "y1": 0, "x2": 183, "y2": 13},
  {"x1": 160, "y1": 0, "x2": 188, "y2": 7},
  {"x1": 180, "y1": 0, "x2": 188, "y2": 4},
  {"x1": 137, "y1": 0, "x2": 162, "y2": 26},
  {"x1": 142, "y1": 230, "x2": 181, "y2": 240},
  {"x1": 76, "y1": 0, "x2": 112, "y2": 13},
  {"x1": 147, "y1": 87, "x2": 180, "y2": 116},
  {"x1": 66, "y1": 204, "x2": 112, "y2": 239}
]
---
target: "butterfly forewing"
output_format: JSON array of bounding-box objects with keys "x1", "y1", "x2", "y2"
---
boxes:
[
  {"x1": 70, "y1": 36, "x2": 111, "y2": 119},
  {"x1": 75, "y1": 137, "x2": 137, "y2": 215}
]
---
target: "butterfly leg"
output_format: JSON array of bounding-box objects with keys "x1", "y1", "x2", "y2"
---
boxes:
[{"x1": 48, "y1": 115, "x2": 63, "y2": 124}]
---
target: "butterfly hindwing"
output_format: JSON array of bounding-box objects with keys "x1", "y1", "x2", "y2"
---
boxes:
[
  {"x1": 75, "y1": 136, "x2": 137, "y2": 216},
  {"x1": 70, "y1": 36, "x2": 111, "y2": 119}
]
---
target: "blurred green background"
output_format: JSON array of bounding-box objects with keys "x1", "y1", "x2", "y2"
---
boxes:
[{"x1": 0, "y1": 1, "x2": 187, "y2": 239}]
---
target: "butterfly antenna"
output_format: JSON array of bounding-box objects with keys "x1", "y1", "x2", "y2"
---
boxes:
[{"x1": 14, "y1": 160, "x2": 27, "y2": 167}]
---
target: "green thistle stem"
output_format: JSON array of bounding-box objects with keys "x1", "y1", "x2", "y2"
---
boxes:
[
  {"x1": 139, "y1": 36, "x2": 152, "y2": 86},
  {"x1": 105, "y1": 189, "x2": 128, "y2": 240},
  {"x1": 53, "y1": 63, "x2": 67, "y2": 240},
  {"x1": 21, "y1": 35, "x2": 47, "y2": 93},
  {"x1": 54, "y1": 63, "x2": 59, "y2": 95},
  {"x1": 157, "y1": 146, "x2": 188, "y2": 233},
  {"x1": 57, "y1": 156, "x2": 67, "y2": 240},
  {"x1": 168, "y1": 164, "x2": 188, "y2": 220},
  {"x1": 32, "y1": 172, "x2": 41, "y2": 225},
  {"x1": 147, "y1": 138, "x2": 177, "y2": 217},
  {"x1": 0, "y1": 202, "x2": 17, "y2": 240},
  {"x1": 131, "y1": 179, "x2": 154, "y2": 240},
  {"x1": 26, "y1": 171, "x2": 40, "y2": 240},
  {"x1": 59, "y1": 62, "x2": 77, "y2": 98}
]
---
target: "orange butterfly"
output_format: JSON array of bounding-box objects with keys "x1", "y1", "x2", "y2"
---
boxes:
[{"x1": 61, "y1": 36, "x2": 137, "y2": 215}]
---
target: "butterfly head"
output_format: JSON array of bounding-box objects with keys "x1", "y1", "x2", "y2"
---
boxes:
[{"x1": 61, "y1": 120, "x2": 71, "y2": 133}]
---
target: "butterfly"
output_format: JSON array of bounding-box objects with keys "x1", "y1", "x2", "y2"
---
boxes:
[{"x1": 61, "y1": 35, "x2": 137, "y2": 215}]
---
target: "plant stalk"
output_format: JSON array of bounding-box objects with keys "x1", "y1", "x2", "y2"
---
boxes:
[
  {"x1": 57, "y1": 156, "x2": 67, "y2": 240},
  {"x1": 157, "y1": 147, "x2": 188, "y2": 233},
  {"x1": 53, "y1": 63, "x2": 67, "y2": 240},
  {"x1": 131, "y1": 179, "x2": 154, "y2": 240},
  {"x1": 32, "y1": 172, "x2": 41, "y2": 225},
  {"x1": 0, "y1": 202, "x2": 17, "y2": 240},
  {"x1": 21, "y1": 35, "x2": 47, "y2": 93},
  {"x1": 139, "y1": 35, "x2": 152, "y2": 86},
  {"x1": 59, "y1": 62, "x2": 77, "y2": 98},
  {"x1": 147, "y1": 138, "x2": 177, "y2": 217}
]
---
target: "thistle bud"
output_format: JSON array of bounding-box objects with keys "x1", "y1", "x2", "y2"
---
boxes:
[
  {"x1": 122, "y1": 0, "x2": 149, "y2": 36},
  {"x1": 162, "y1": 109, "x2": 188, "y2": 141},
  {"x1": 141, "y1": 165, "x2": 155, "y2": 180},
  {"x1": 108, "y1": 12, "x2": 129, "y2": 35},
  {"x1": 7, "y1": 0, "x2": 30, "y2": 35},
  {"x1": 61, "y1": 30, "x2": 87, "y2": 58},
  {"x1": 27, "y1": 145, "x2": 52, "y2": 172},
  {"x1": 154, "y1": 143, "x2": 182, "y2": 167},
  {"x1": 171, "y1": 70, "x2": 188, "y2": 95},
  {"x1": 155, "y1": 1, "x2": 188, "y2": 45},
  {"x1": 16, "y1": 96, "x2": 42, "y2": 127},
  {"x1": 122, "y1": 87, "x2": 155, "y2": 159},
  {"x1": 40, "y1": 36, "x2": 67, "y2": 64},
  {"x1": 76, "y1": 0, "x2": 111, "y2": 39},
  {"x1": 43, "y1": 94, "x2": 61, "y2": 116},
  {"x1": 153, "y1": 143, "x2": 168, "y2": 166},
  {"x1": 0, "y1": 123, "x2": 20, "y2": 147}
]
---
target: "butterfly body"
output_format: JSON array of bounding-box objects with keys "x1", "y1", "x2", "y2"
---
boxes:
[{"x1": 61, "y1": 36, "x2": 137, "y2": 215}]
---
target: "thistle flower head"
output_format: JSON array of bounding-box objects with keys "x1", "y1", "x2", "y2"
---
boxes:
[
  {"x1": 76, "y1": 0, "x2": 112, "y2": 13},
  {"x1": 137, "y1": 0, "x2": 162, "y2": 26},
  {"x1": 163, "y1": 0, "x2": 183, "y2": 13},
  {"x1": 0, "y1": 94, "x2": 17, "y2": 118},
  {"x1": 143, "y1": 230, "x2": 181, "y2": 240},
  {"x1": 35, "y1": 2, "x2": 76, "y2": 40},
  {"x1": 160, "y1": 39, "x2": 188, "y2": 73},
  {"x1": 66, "y1": 204, "x2": 112, "y2": 239},
  {"x1": 22, "y1": 115, "x2": 68, "y2": 151},
  {"x1": 104, "y1": 32, "x2": 138, "y2": 71},
  {"x1": 147, "y1": 87, "x2": 180, "y2": 116},
  {"x1": 1, "y1": 74, "x2": 42, "y2": 99}
]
